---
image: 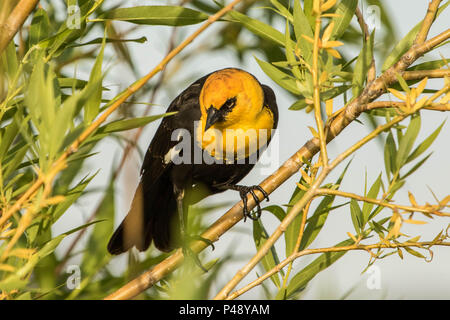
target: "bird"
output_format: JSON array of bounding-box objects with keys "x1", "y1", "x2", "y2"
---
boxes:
[{"x1": 107, "y1": 68, "x2": 278, "y2": 262}]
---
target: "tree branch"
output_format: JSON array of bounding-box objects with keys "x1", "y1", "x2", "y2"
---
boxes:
[
  {"x1": 414, "y1": 0, "x2": 442, "y2": 45},
  {"x1": 403, "y1": 69, "x2": 450, "y2": 80},
  {"x1": 366, "y1": 101, "x2": 450, "y2": 112},
  {"x1": 355, "y1": 6, "x2": 376, "y2": 82},
  {"x1": 315, "y1": 188, "x2": 450, "y2": 217},
  {"x1": 0, "y1": 0, "x2": 39, "y2": 55}
]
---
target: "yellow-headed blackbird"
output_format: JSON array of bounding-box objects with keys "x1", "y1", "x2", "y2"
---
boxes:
[{"x1": 107, "y1": 68, "x2": 278, "y2": 256}]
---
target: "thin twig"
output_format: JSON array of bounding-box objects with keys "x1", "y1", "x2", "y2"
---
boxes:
[
  {"x1": 312, "y1": 8, "x2": 328, "y2": 167},
  {"x1": 414, "y1": 0, "x2": 442, "y2": 45},
  {"x1": 403, "y1": 69, "x2": 450, "y2": 80},
  {"x1": 366, "y1": 101, "x2": 450, "y2": 112},
  {"x1": 355, "y1": 6, "x2": 376, "y2": 82},
  {"x1": 316, "y1": 188, "x2": 450, "y2": 217}
]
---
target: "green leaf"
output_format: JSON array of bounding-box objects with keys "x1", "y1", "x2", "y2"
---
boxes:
[
  {"x1": 384, "y1": 131, "x2": 397, "y2": 177},
  {"x1": 407, "y1": 59, "x2": 449, "y2": 71},
  {"x1": 29, "y1": 8, "x2": 51, "y2": 47},
  {"x1": 67, "y1": 36, "x2": 147, "y2": 48},
  {"x1": 269, "y1": 0, "x2": 293, "y2": 22},
  {"x1": 255, "y1": 57, "x2": 301, "y2": 95},
  {"x1": 402, "y1": 153, "x2": 432, "y2": 180},
  {"x1": 58, "y1": 77, "x2": 109, "y2": 91},
  {"x1": 81, "y1": 180, "x2": 114, "y2": 275},
  {"x1": 406, "y1": 120, "x2": 445, "y2": 164},
  {"x1": 352, "y1": 32, "x2": 374, "y2": 97},
  {"x1": 382, "y1": 1, "x2": 449, "y2": 72},
  {"x1": 99, "y1": 6, "x2": 209, "y2": 26},
  {"x1": 0, "y1": 220, "x2": 99, "y2": 292},
  {"x1": 96, "y1": 112, "x2": 175, "y2": 136},
  {"x1": 284, "y1": 182, "x2": 307, "y2": 257},
  {"x1": 0, "y1": 115, "x2": 20, "y2": 161},
  {"x1": 25, "y1": 53, "x2": 61, "y2": 167},
  {"x1": 382, "y1": 25, "x2": 419, "y2": 72},
  {"x1": 396, "y1": 113, "x2": 421, "y2": 168},
  {"x1": 303, "y1": 0, "x2": 315, "y2": 29},
  {"x1": 330, "y1": 0, "x2": 358, "y2": 41},
  {"x1": 226, "y1": 10, "x2": 286, "y2": 47},
  {"x1": 403, "y1": 246, "x2": 425, "y2": 259},
  {"x1": 263, "y1": 205, "x2": 285, "y2": 222},
  {"x1": 84, "y1": 35, "x2": 106, "y2": 123},
  {"x1": 288, "y1": 99, "x2": 308, "y2": 111},
  {"x1": 322, "y1": 84, "x2": 351, "y2": 100},
  {"x1": 350, "y1": 199, "x2": 363, "y2": 234},
  {"x1": 300, "y1": 160, "x2": 352, "y2": 250},
  {"x1": 285, "y1": 20, "x2": 302, "y2": 79},
  {"x1": 2, "y1": 41, "x2": 19, "y2": 81},
  {"x1": 293, "y1": 0, "x2": 313, "y2": 63},
  {"x1": 362, "y1": 174, "x2": 382, "y2": 224},
  {"x1": 284, "y1": 239, "x2": 354, "y2": 299},
  {"x1": 253, "y1": 219, "x2": 282, "y2": 288},
  {"x1": 50, "y1": 173, "x2": 98, "y2": 222}
]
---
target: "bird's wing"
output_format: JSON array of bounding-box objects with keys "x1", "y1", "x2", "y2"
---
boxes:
[{"x1": 140, "y1": 74, "x2": 209, "y2": 181}]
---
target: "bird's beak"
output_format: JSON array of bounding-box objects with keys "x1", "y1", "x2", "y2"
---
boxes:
[{"x1": 204, "y1": 107, "x2": 221, "y2": 131}]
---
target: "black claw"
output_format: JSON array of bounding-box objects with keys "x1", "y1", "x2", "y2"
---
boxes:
[{"x1": 229, "y1": 185, "x2": 270, "y2": 222}]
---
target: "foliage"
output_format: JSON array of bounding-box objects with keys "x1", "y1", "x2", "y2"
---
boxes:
[{"x1": 0, "y1": 0, "x2": 448, "y2": 300}]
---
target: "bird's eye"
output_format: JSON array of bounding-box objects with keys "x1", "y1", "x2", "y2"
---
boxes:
[{"x1": 221, "y1": 97, "x2": 237, "y2": 111}]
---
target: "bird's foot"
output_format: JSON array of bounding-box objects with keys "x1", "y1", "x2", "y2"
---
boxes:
[
  {"x1": 180, "y1": 235, "x2": 215, "y2": 273},
  {"x1": 229, "y1": 185, "x2": 269, "y2": 222}
]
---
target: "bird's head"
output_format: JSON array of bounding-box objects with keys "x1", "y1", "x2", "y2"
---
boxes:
[{"x1": 199, "y1": 68, "x2": 264, "y2": 132}]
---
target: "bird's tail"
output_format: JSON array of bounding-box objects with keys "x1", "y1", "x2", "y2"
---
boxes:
[{"x1": 107, "y1": 173, "x2": 179, "y2": 255}]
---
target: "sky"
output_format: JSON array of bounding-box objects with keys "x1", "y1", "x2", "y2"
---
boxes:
[{"x1": 53, "y1": 0, "x2": 450, "y2": 299}]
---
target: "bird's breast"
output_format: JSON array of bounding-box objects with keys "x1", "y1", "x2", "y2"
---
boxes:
[{"x1": 195, "y1": 105, "x2": 275, "y2": 163}]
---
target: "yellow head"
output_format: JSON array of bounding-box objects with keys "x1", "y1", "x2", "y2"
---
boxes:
[
  {"x1": 199, "y1": 68, "x2": 265, "y2": 130},
  {"x1": 197, "y1": 68, "x2": 275, "y2": 161}
]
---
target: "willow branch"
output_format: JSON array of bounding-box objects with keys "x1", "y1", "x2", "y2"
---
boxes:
[
  {"x1": 366, "y1": 101, "x2": 450, "y2": 112},
  {"x1": 0, "y1": 0, "x2": 39, "y2": 55},
  {"x1": 279, "y1": 199, "x2": 311, "y2": 292},
  {"x1": 355, "y1": 6, "x2": 376, "y2": 82},
  {"x1": 414, "y1": 0, "x2": 442, "y2": 45},
  {"x1": 312, "y1": 11, "x2": 328, "y2": 167},
  {"x1": 316, "y1": 188, "x2": 450, "y2": 217},
  {"x1": 226, "y1": 240, "x2": 450, "y2": 300},
  {"x1": 214, "y1": 111, "x2": 410, "y2": 300},
  {"x1": 403, "y1": 69, "x2": 450, "y2": 80},
  {"x1": 104, "y1": 5, "x2": 450, "y2": 301}
]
